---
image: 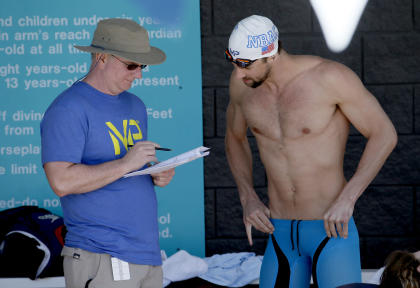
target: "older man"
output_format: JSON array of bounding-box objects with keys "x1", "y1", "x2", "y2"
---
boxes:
[{"x1": 41, "y1": 19, "x2": 175, "y2": 288}]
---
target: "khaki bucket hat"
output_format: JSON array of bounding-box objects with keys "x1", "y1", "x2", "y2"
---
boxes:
[{"x1": 74, "y1": 18, "x2": 166, "y2": 65}]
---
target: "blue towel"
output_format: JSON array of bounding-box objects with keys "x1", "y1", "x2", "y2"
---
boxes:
[{"x1": 199, "y1": 252, "x2": 263, "y2": 287}]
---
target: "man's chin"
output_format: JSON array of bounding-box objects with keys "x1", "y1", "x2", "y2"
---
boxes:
[
  {"x1": 243, "y1": 78, "x2": 262, "y2": 88},
  {"x1": 251, "y1": 81, "x2": 263, "y2": 88}
]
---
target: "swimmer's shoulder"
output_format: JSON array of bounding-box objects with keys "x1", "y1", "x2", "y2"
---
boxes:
[{"x1": 292, "y1": 55, "x2": 355, "y2": 84}]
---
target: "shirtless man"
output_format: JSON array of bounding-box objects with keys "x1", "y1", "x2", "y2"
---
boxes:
[{"x1": 224, "y1": 15, "x2": 397, "y2": 288}]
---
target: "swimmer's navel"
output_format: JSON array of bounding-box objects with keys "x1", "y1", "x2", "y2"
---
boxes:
[
  {"x1": 302, "y1": 127, "x2": 311, "y2": 134},
  {"x1": 251, "y1": 127, "x2": 261, "y2": 135}
]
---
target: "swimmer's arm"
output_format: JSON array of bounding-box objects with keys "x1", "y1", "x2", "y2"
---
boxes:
[
  {"x1": 225, "y1": 78, "x2": 274, "y2": 245},
  {"x1": 225, "y1": 100, "x2": 254, "y2": 205},
  {"x1": 323, "y1": 62, "x2": 397, "y2": 238},
  {"x1": 225, "y1": 80, "x2": 253, "y2": 202}
]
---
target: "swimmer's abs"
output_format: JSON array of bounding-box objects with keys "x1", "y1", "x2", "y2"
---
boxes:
[{"x1": 267, "y1": 182, "x2": 345, "y2": 219}]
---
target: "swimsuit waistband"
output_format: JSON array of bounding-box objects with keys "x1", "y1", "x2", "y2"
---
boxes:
[{"x1": 270, "y1": 217, "x2": 356, "y2": 256}]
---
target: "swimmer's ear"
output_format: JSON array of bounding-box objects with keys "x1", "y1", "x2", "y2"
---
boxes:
[{"x1": 267, "y1": 54, "x2": 276, "y2": 64}]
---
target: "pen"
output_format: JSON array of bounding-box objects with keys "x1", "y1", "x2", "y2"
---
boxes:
[
  {"x1": 127, "y1": 145, "x2": 171, "y2": 151},
  {"x1": 155, "y1": 147, "x2": 171, "y2": 151}
]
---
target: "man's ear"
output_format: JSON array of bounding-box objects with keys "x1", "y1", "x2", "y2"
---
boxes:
[
  {"x1": 267, "y1": 54, "x2": 276, "y2": 64},
  {"x1": 96, "y1": 53, "x2": 105, "y2": 63}
]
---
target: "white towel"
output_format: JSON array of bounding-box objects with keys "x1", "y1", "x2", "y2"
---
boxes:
[
  {"x1": 366, "y1": 267, "x2": 384, "y2": 284},
  {"x1": 162, "y1": 250, "x2": 208, "y2": 287},
  {"x1": 199, "y1": 252, "x2": 263, "y2": 287}
]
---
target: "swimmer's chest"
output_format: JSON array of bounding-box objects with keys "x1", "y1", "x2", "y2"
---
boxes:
[{"x1": 241, "y1": 83, "x2": 336, "y2": 139}]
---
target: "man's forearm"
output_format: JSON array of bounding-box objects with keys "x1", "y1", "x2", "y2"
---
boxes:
[
  {"x1": 45, "y1": 141, "x2": 158, "y2": 197},
  {"x1": 340, "y1": 127, "x2": 397, "y2": 203},
  {"x1": 44, "y1": 158, "x2": 131, "y2": 197},
  {"x1": 225, "y1": 132, "x2": 259, "y2": 205}
]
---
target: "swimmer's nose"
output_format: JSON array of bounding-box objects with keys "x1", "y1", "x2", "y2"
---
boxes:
[{"x1": 235, "y1": 66, "x2": 246, "y2": 79}]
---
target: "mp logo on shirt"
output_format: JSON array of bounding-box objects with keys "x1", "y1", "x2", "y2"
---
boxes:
[{"x1": 106, "y1": 119, "x2": 143, "y2": 155}]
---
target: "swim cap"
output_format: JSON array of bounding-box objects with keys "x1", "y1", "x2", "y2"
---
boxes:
[{"x1": 228, "y1": 15, "x2": 279, "y2": 60}]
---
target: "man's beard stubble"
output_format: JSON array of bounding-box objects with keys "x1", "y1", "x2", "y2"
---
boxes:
[{"x1": 245, "y1": 67, "x2": 270, "y2": 89}]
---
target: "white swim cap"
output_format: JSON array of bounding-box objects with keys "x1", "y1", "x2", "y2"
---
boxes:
[{"x1": 228, "y1": 15, "x2": 279, "y2": 60}]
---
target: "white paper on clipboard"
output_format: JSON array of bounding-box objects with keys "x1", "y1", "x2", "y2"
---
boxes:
[{"x1": 123, "y1": 146, "x2": 210, "y2": 178}]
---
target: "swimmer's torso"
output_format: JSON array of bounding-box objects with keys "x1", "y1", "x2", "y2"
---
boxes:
[{"x1": 234, "y1": 57, "x2": 350, "y2": 219}]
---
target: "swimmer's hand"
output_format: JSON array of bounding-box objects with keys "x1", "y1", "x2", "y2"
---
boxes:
[
  {"x1": 243, "y1": 197, "x2": 274, "y2": 246},
  {"x1": 323, "y1": 196, "x2": 354, "y2": 239}
]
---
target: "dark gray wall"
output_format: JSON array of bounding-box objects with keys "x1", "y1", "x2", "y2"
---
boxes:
[{"x1": 200, "y1": 0, "x2": 420, "y2": 268}]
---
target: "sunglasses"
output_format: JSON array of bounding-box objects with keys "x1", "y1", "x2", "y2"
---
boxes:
[
  {"x1": 111, "y1": 55, "x2": 147, "y2": 70},
  {"x1": 224, "y1": 49, "x2": 256, "y2": 68}
]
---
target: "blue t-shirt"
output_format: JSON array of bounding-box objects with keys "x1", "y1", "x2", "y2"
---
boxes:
[{"x1": 41, "y1": 81, "x2": 161, "y2": 265}]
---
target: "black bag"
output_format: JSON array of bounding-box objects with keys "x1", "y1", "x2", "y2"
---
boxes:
[{"x1": 0, "y1": 206, "x2": 66, "y2": 279}]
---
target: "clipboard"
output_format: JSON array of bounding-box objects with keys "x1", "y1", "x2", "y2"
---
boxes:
[{"x1": 123, "y1": 146, "x2": 210, "y2": 177}]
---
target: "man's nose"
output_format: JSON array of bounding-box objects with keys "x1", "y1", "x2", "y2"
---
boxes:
[
  {"x1": 234, "y1": 66, "x2": 246, "y2": 79},
  {"x1": 134, "y1": 68, "x2": 142, "y2": 79}
]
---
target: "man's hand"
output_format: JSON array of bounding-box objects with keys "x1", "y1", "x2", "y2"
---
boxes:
[
  {"x1": 122, "y1": 141, "x2": 158, "y2": 172},
  {"x1": 151, "y1": 168, "x2": 175, "y2": 187},
  {"x1": 323, "y1": 197, "x2": 355, "y2": 238},
  {"x1": 243, "y1": 198, "x2": 274, "y2": 246}
]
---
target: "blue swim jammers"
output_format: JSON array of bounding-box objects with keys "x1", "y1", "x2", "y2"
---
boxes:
[{"x1": 260, "y1": 218, "x2": 361, "y2": 288}]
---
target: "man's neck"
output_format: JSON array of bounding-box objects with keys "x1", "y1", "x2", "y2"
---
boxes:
[
  {"x1": 83, "y1": 72, "x2": 119, "y2": 96},
  {"x1": 271, "y1": 51, "x2": 303, "y2": 84}
]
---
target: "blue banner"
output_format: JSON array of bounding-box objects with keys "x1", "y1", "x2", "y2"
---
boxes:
[{"x1": 0, "y1": 0, "x2": 204, "y2": 257}]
